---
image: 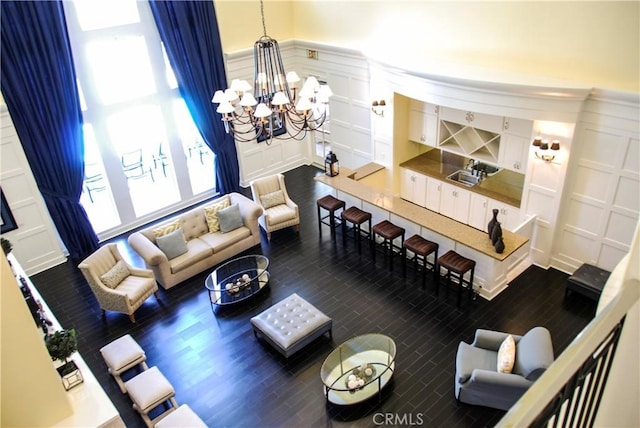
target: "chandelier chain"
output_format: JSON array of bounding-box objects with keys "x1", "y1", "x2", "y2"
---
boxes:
[{"x1": 260, "y1": 0, "x2": 267, "y2": 36}]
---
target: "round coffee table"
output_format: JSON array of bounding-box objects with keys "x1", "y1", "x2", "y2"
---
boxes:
[
  {"x1": 320, "y1": 333, "x2": 396, "y2": 405},
  {"x1": 205, "y1": 255, "x2": 270, "y2": 308}
]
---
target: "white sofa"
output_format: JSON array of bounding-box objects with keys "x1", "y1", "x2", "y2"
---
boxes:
[{"x1": 128, "y1": 193, "x2": 263, "y2": 289}]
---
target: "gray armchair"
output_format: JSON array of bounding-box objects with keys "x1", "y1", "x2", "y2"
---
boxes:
[{"x1": 455, "y1": 327, "x2": 554, "y2": 411}]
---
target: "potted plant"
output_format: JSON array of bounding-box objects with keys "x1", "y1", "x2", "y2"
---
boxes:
[{"x1": 45, "y1": 329, "x2": 84, "y2": 390}]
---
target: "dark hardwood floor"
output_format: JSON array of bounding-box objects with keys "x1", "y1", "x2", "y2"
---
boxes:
[{"x1": 31, "y1": 165, "x2": 595, "y2": 428}]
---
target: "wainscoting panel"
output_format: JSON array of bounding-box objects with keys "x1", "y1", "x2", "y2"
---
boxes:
[
  {"x1": 552, "y1": 93, "x2": 640, "y2": 273},
  {"x1": 0, "y1": 108, "x2": 66, "y2": 274}
]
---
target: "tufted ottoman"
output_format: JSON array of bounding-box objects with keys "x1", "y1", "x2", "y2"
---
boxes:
[
  {"x1": 566, "y1": 263, "x2": 611, "y2": 302},
  {"x1": 251, "y1": 293, "x2": 332, "y2": 358}
]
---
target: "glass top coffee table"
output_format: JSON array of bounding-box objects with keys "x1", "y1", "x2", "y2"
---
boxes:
[
  {"x1": 320, "y1": 333, "x2": 396, "y2": 405},
  {"x1": 205, "y1": 255, "x2": 270, "y2": 307}
]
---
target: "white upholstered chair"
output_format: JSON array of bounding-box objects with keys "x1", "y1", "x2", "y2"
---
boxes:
[
  {"x1": 250, "y1": 173, "x2": 300, "y2": 241},
  {"x1": 78, "y1": 244, "x2": 159, "y2": 322}
]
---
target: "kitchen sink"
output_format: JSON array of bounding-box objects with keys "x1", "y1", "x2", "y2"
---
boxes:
[{"x1": 446, "y1": 170, "x2": 481, "y2": 187}]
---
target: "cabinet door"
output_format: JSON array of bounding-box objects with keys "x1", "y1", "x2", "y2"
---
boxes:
[
  {"x1": 468, "y1": 193, "x2": 489, "y2": 231},
  {"x1": 413, "y1": 173, "x2": 427, "y2": 206},
  {"x1": 400, "y1": 168, "x2": 426, "y2": 207},
  {"x1": 487, "y1": 200, "x2": 520, "y2": 231},
  {"x1": 400, "y1": 168, "x2": 413, "y2": 201},
  {"x1": 441, "y1": 182, "x2": 470, "y2": 224},
  {"x1": 499, "y1": 133, "x2": 530, "y2": 172},
  {"x1": 425, "y1": 177, "x2": 442, "y2": 212},
  {"x1": 439, "y1": 106, "x2": 504, "y2": 133},
  {"x1": 408, "y1": 106, "x2": 438, "y2": 146}
]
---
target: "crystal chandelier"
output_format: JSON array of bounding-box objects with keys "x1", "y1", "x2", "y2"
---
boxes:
[{"x1": 211, "y1": 1, "x2": 332, "y2": 144}]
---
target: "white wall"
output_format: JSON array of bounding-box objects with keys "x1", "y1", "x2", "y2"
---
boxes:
[{"x1": 0, "y1": 255, "x2": 73, "y2": 426}]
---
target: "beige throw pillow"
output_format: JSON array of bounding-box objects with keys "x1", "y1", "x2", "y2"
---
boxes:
[
  {"x1": 100, "y1": 260, "x2": 130, "y2": 289},
  {"x1": 152, "y1": 220, "x2": 182, "y2": 238},
  {"x1": 204, "y1": 196, "x2": 230, "y2": 233},
  {"x1": 497, "y1": 334, "x2": 516, "y2": 374},
  {"x1": 260, "y1": 190, "x2": 285, "y2": 209}
]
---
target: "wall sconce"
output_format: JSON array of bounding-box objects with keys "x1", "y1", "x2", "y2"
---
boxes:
[
  {"x1": 532, "y1": 137, "x2": 560, "y2": 162},
  {"x1": 371, "y1": 99, "x2": 386, "y2": 117}
]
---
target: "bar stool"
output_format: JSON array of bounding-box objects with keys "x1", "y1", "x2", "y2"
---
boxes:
[
  {"x1": 403, "y1": 234, "x2": 439, "y2": 289},
  {"x1": 341, "y1": 206, "x2": 372, "y2": 254},
  {"x1": 436, "y1": 250, "x2": 476, "y2": 307},
  {"x1": 100, "y1": 334, "x2": 149, "y2": 393},
  {"x1": 317, "y1": 194, "x2": 345, "y2": 239},
  {"x1": 372, "y1": 220, "x2": 405, "y2": 271}
]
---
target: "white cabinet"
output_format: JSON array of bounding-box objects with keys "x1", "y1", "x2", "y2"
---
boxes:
[
  {"x1": 468, "y1": 193, "x2": 489, "y2": 231},
  {"x1": 487, "y1": 200, "x2": 521, "y2": 231},
  {"x1": 408, "y1": 101, "x2": 439, "y2": 146},
  {"x1": 400, "y1": 168, "x2": 427, "y2": 206},
  {"x1": 440, "y1": 182, "x2": 471, "y2": 224},
  {"x1": 499, "y1": 118, "x2": 533, "y2": 172},
  {"x1": 439, "y1": 106, "x2": 505, "y2": 134},
  {"x1": 425, "y1": 176, "x2": 443, "y2": 212}
]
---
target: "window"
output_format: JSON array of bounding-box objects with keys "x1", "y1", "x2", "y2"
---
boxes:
[{"x1": 63, "y1": 0, "x2": 215, "y2": 238}]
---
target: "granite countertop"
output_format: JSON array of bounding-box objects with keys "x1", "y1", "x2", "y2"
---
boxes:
[
  {"x1": 399, "y1": 151, "x2": 524, "y2": 207},
  {"x1": 316, "y1": 168, "x2": 529, "y2": 261}
]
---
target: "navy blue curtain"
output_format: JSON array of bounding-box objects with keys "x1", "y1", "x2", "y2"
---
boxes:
[
  {"x1": 1, "y1": 1, "x2": 99, "y2": 260},
  {"x1": 148, "y1": 0, "x2": 240, "y2": 194}
]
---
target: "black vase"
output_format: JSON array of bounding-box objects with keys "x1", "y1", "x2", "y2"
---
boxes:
[
  {"x1": 487, "y1": 209, "x2": 499, "y2": 238},
  {"x1": 491, "y1": 221, "x2": 503, "y2": 246},
  {"x1": 494, "y1": 237, "x2": 505, "y2": 253}
]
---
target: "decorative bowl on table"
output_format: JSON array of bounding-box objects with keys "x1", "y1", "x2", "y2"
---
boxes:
[
  {"x1": 345, "y1": 363, "x2": 376, "y2": 392},
  {"x1": 225, "y1": 274, "x2": 251, "y2": 295}
]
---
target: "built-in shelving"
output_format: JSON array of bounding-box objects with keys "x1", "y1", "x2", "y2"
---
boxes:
[{"x1": 439, "y1": 120, "x2": 501, "y2": 163}]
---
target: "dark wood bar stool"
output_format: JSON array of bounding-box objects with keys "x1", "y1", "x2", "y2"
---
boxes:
[
  {"x1": 340, "y1": 206, "x2": 372, "y2": 254},
  {"x1": 372, "y1": 220, "x2": 405, "y2": 271},
  {"x1": 316, "y1": 194, "x2": 345, "y2": 239},
  {"x1": 402, "y1": 234, "x2": 439, "y2": 289},
  {"x1": 436, "y1": 250, "x2": 476, "y2": 307}
]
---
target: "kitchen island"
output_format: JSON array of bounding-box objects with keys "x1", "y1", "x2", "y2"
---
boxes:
[{"x1": 315, "y1": 165, "x2": 532, "y2": 300}]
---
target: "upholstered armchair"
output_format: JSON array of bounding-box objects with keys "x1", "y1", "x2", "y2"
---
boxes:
[
  {"x1": 250, "y1": 173, "x2": 300, "y2": 240},
  {"x1": 455, "y1": 327, "x2": 554, "y2": 411},
  {"x1": 78, "y1": 244, "x2": 159, "y2": 323}
]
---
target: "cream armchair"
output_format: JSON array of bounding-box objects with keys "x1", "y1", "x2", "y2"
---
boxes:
[
  {"x1": 250, "y1": 173, "x2": 300, "y2": 241},
  {"x1": 78, "y1": 244, "x2": 159, "y2": 323}
]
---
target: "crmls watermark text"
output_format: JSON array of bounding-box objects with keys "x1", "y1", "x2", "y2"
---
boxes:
[{"x1": 373, "y1": 412, "x2": 424, "y2": 426}]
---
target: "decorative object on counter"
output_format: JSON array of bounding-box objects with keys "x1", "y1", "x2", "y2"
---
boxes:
[
  {"x1": 532, "y1": 136, "x2": 561, "y2": 162},
  {"x1": 1, "y1": 237, "x2": 12, "y2": 255},
  {"x1": 19, "y1": 276, "x2": 51, "y2": 334},
  {"x1": 487, "y1": 209, "x2": 499, "y2": 239},
  {"x1": 488, "y1": 208, "x2": 504, "y2": 253},
  {"x1": 491, "y1": 221, "x2": 503, "y2": 247},
  {"x1": 371, "y1": 99, "x2": 386, "y2": 117},
  {"x1": 325, "y1": 151, "x2": 339, "y2": 177},
  {"x1": 45, "y1": 328, "x2": 84, "y2": 390}
]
